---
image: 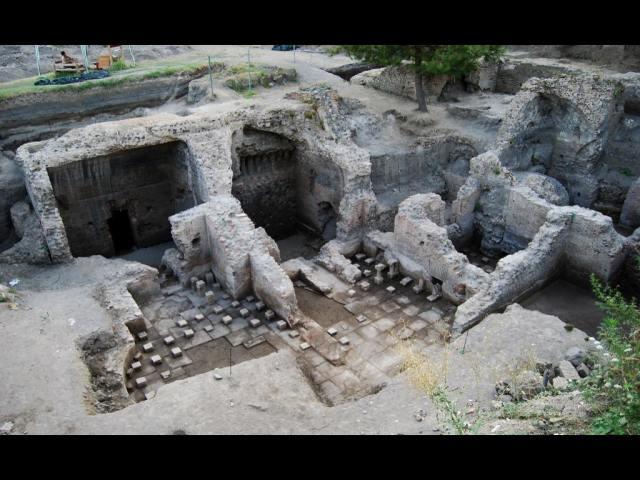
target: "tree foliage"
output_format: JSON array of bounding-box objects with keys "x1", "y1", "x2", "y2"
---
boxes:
[
  {"x1": 339, "y1": 45, "x2": 504, "y2": 77},
  {"x1": 337, "y1": 45, "x2": 504, "y2": 111}
]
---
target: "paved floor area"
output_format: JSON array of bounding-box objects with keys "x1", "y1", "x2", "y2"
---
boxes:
[
  {"x1": 298, "y1": 254, "x2": 456, "y2": 405},
  {"x1": 125, "y1": 250, "x2": 458, "y2": 407},
  {"x1": 129, "y1": 278, "x2": 296, "y2": 402}
]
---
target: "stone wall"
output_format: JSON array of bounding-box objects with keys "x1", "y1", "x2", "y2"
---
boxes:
[
  {"x1": 366, "y1": 194, "x2": 490, "y2": 304},
  {"x1": 47, "y1": 141, "x2": 196, "y2": 257},
  {"x1": 14, "y1": 90, "x2": 376, "y2": 264},
  {"x1": 453, "y1": 209, "x2": 572, "y2": 333},
  {"x1": 494, "y1": 75, "x2": 625, "y2": 209},
  {"x1": 351, "y1": 65, "x2": 449, "y2": 102}
]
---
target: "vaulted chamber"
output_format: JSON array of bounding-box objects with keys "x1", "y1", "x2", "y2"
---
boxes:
[{"x1": 47, "y1": 140, "x2": 197, "y2": 257}]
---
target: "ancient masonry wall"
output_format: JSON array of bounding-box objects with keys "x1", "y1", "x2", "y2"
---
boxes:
[
  {"x1": 453, "y1": 210, "x2": 572, "y2": 333},
  {"x1": 366, "y1": 194, "x2": 490, "y2": 305}
]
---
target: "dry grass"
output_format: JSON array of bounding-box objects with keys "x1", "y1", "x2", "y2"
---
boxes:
[{"x1": 394, "y1": 336, "x2": 475, "y2": 434}]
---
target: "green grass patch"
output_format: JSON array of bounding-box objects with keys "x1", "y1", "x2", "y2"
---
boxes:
[{"x1": 0, "y1": 61, "x2": 209, "y2": 101}]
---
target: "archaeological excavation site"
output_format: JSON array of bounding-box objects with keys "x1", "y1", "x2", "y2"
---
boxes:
[{"x1": 1, "y1": 43, "x2": 640, "y2": 436}]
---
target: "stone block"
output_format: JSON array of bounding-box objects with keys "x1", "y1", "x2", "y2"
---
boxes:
[
  {"x1": 264, "y1": 310, "x2": 275, "y2": 321},
  {"x1": 196, "y1": 280, "x2": 206, "y2": 296},
  {"x1": 239, "y1": 308, "x2": 250, "y2": 318},
  {"x1": 213, "y1": 305, "x2": 225, "y2": 314},
  {"x1": 246, "y1": 295, "x2": 255, "y2": 302},
  {"x1": 135, "y1": 377, "x2": 147, "y2": 389},
  {"x1": 137, "y1": 331, "x2": 148, "y2": 341},
  {"x1": 364, "y1": 258, "x2": 375, "y2": 265},
  {"x1": 356, "y1": 314, "x2": 368, "y2": 323},
  {"x1": 400, "y1": 276, "x2": 413, "y2": 287},
  {"x1": 402, "y1": 305, "x2": 420, "y2": 317},
  {"x1": 249, "y1": 318, "x2": 261, "y2": 328},
  {"x1": 222, "y1": 315, "x2": 233, "y2": 325},
  {"x1": 170, "y1": 347, "x2": 183, "y2": 358},
  {"x1": 358, "y1": 280, "x2": 371, "y2": 292},
  {"x1": 419, "y1": 310, "x2": 442, "y2": 323},
  {"x1": 204, "y1": 325, "x2": 213, "y2": 333},
  {"x1": 558, "y1": 360, "x2": 581, "y2": 381},
  {"x1": 176, "y1": 319, "x2": 188, "y2": 328},
  {"x1": 565, "y1": 347, "x2": 586, "y2": 367},
  {"x1": 160, "y1": 370, "x2": 171, "y2": 380},
  {"x1": 231, "y1": 300, "x2": 240, "y2": 308},
  {"x1": 255, "y1": 301, "x2": 266, "y2": 311},
  {"x1": 553, "y1": 376, "x2": 569, "y2": 390},
  {"x1": 339, "y1": 336, "x2": 350, "y2": 345},
  {"x1": 300, "y1": 342, "x2": 311, "y2": 351},
  {"x1": 289, "y1": 330, "x2": 300, "y2": 338},
  {"x1": 395, "y1": 295, "x2": 411, "y2": 305},
  {"x1": 131, "y1": 361, "x2": 142, "y2": 371},
  {"x1": 327, "y1": 327, "x2": 338, "y2": 336},
  {"x1": 243, "y1": 335, "x2": 266, "y2": 348},
  {"x1": 183, "y1": 328, "x2": 195, "y2": 339},
  {"x1": 225, "y1": 329, "x2": 250, "y2": 347},
  {"x1": 142, "y1": 342, "x2": 154, "y2": 353},
  {"x1": 347, "y1": 289, "x2": 356, "y2": 297},
  {"x1": 163, "y1": 336, "x2": 175, "y2": 346},
  {"x1": 276, "y1": 320, "x2": 288, "y2": 331},
  {"x1": 355, "y1": 253, "x2": 366, "y2": 261},
  {"x1": 363, "y1": 269, "x2": 372, "y2": 277},
  {"x1": 576, "y1": 363, "x2": 591, "y2": 378},
  {"x1": 386, "y1": 286, "x2": 396, "y2": 294},
  {"x1": 150, "y1": 355, "x2": 162, "y2": 366},
  {"x1": 205, "y1": 291, "x2": 215, "y2": 305},
  {"x1": 213, "y1": 373, "x2": 223, "y2": 380},
  {"x1": 194, "y1": 313, "x2": 205, "y2": 322}
]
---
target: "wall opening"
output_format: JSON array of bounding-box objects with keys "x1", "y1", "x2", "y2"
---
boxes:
[
  {"x1": 48, "y1": 140, "x2": 196, "y2": 258},
  {"x1": 231, "y1": 127, "x2": 344, "y2": 260},
  {"x1": 318, "y1": 201, "x2": 337, "y2": 241},
  {"x1": 107, "y1": 209, "x2": 135, "y2": 254}
]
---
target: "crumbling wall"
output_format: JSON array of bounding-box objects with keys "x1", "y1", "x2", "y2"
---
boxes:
[
  {"x1": 0, "y1": 199, "x2": 50, "y2": 263},
  {"x1": 250, "y1": 250, "x2": 298, "y2": 326},
  {"x1": 351, "y1": 65, "x2": 449, "y2": 102},
  {"x1": 495, "y1": 75, "x2": 623, "y2": 208},
  {"x1": 365, "y1": 194, "x2": 489, "y2": 304},
  {"x1": 453, "y1": 210, "x2": 572, "y2": 333},
  {"x1": 0, "y1": 151, "x2": 26, "y2": 245}
]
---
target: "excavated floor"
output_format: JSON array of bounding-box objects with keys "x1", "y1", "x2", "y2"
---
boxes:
[
  {"x1": 127, "y1": 279, "x2": 282, "y2": 402},
  {"x1": 123, "y1": 251, "x2": 457, "y2": 407}
]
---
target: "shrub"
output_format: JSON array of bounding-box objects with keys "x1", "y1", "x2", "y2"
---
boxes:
[
  {"x1": 581, "y1": 275, "x2": 640, "y2": 434},
  {"x1": 109, "y1": 59, "x2": 129, "y2": 72}
]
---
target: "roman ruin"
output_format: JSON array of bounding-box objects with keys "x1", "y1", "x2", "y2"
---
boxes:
[{"x1": 1, "y1": 44, "x2": 639, "y2": 435}]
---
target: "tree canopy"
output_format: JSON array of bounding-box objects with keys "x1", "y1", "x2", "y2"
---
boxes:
[{"x1": 338, "y1": 45, "x2": 504, "y2": 111}]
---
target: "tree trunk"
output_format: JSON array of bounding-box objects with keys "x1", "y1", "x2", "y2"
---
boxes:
[
  {"x1": 414, "y1": 47, "x2": 428, "y2": 112},
  {"x1": 415, "y1": 70, "x2": 428, "y2": 112}
]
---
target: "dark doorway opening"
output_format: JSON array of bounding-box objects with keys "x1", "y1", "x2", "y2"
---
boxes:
[
  {"x1": 317, "y1": 201, "x2": 337, "y2": 241},
  {"x1": 108, "y1": 209, "x2": 136, "y2": 254}
]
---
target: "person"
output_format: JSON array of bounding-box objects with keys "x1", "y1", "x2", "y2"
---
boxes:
[{"x1": 59, "y1": 51, "x2": 78, "y2": 64}]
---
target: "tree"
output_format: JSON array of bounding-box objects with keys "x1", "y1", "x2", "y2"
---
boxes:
[{"x1": 338, "y1": 45, "x2": 504, "y2": 112}]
